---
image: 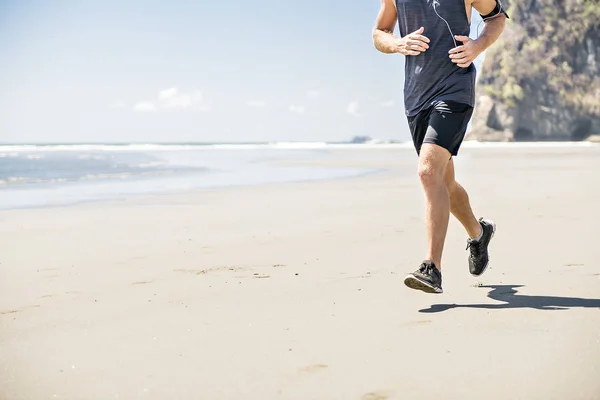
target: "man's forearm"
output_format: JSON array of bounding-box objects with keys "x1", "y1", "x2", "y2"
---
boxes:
[
  {"x1": 373, "y1": 29, "x2": 398, "y2": 54},
  {"x1": 473, "y1": 15, "x2": 506, "y2": 51}
]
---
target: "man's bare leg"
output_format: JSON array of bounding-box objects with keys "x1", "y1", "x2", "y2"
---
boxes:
[
  {"x1": 444, "y1": 157, "x2": 497, "y2": 277},
  {"x1": 444, "y1": 158, "x2": 482, "y2": 239},
  {"x1": 417, "y1": 143, "x2": 452, "y2": 270}
]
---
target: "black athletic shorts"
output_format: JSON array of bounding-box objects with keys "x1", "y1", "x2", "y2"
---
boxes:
[{"x1": 407, "y1": 100, "x2": 474, "y2": 157}]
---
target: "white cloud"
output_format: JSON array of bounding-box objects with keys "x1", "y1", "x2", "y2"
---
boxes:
[
  {"x1": 381, "y1": 100, "x2": 395, "y2": 107},
  {"x1": 288, "y1": 104, "x2": 306, "y2": 114},
  {"x1": 158, "y1": 88, "x2": 178, "y2": 100},
  {"x1": 133, "y1": 102, "x2": 157, "y2": 112},
  {"x1": 307, "y1": 90, "x2": 321, "y2": 99},
  {"x1": 158, "y1": 87, "x2": 203, "y2": 109},
  {"x1": 133, "y1": 88, "x2": 207, "y2": 112},
  {"x1": 346, "y1": 101, "x2": 359, "y2": 116},
  {"x1": 247, "y1": 100, "x2": 266, "y2": 108}
]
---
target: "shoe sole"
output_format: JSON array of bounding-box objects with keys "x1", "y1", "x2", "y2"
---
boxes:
[
  {"x1": 404, "y1": 274, "x2": 443, "y2": 294},
  {"x1": 470, "y1": 220, "x2": 496, "y2": 277}
]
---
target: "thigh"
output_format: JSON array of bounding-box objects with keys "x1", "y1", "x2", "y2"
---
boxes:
[
  {"x1": 419, "y1": 142, "x2": 452, "y2": 175},
  {"x1": 423, "y1": 101, "x2": 474, "y2": 156},
  {"x1": 444, "y1": 157, "x2": 457, "y2": 187}
]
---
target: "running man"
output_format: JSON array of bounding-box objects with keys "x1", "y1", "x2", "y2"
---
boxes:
[{"x1": 372, "y1": 0, "x2": 508, "y2": 293}]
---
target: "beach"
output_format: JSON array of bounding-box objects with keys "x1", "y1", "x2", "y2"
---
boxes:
[{"x1": 1, "y1": 144, "x2": 599, "y2": 400}]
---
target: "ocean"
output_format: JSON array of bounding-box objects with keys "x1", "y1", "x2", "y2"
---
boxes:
[
  {"x1": 0, "y1": 142, "x2": 406, "y2": 210},
  {"x1": 2, "y1": 141, "x2": 597, "y2": 211}
]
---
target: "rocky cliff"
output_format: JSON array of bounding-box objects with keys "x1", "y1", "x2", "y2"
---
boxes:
[{"x1": 467, "y1": 0, "x2": 600, "y2": 142}]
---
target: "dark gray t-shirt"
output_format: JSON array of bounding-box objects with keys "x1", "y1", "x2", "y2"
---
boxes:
[{"x1": 396, "y1": 0, "x2": 476, "y2": 116}]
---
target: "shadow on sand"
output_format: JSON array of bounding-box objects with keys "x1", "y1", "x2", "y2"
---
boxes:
[{"x1": 419, "y1": 285, "x2": 600, "y2": 313}]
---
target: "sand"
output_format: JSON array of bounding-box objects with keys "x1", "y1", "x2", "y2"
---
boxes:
[{"x1": 1, "y1": 145, "x2": 599, "y2": 400}]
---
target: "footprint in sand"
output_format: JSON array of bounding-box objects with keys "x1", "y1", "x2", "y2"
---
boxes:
[
  {"x1": 174, "y1": 266, "x2": 251, "y2": 275},
  {"x1": 1, "y1": 305, "x2": 41, "y2": 315},
  {"x1": 404, "y1": 320, "x2": 432, "y2": 326},
  {"x1": 299, "y1": 364, "x2": 328, "y2": 374},
  {"x1": 362, "y1": 390, "x2": 392, "y2": 400}
]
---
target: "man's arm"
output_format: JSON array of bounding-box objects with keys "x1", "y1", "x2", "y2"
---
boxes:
[
  {"x1": 449, "y1": 0, "x2": 507, "y2": 67},
  {"x1": 372, "y1": 0, "x2": 399, "y2": 53},
  {"x1": 372, "y1": 0, "x2": 429, "y2": 56},
  {"x1": 471, "y1": 0, "x2": 508, "y2": 50}
]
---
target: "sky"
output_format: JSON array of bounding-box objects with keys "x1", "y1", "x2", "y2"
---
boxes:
[{"x1": 0, "y1": 0, "x2": 485, "y2": 144}]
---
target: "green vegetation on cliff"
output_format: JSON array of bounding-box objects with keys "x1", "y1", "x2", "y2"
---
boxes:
[{"x1": 479, "y1": 0, "x2": 600, "y2": 114}]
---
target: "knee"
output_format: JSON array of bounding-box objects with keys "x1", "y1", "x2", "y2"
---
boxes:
[{"x1": 418, "y1": 164, "x2": 445, "y2": 188}]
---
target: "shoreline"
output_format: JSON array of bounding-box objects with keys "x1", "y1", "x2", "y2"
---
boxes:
[
  {"x1": 0, "y1": 166, "x2": 394, "y2": 213},
  {"x1": 2, "y1": 143, "x2": 599, "y2": 212}
]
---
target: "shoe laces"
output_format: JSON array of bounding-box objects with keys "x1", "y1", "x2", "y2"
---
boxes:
[
  {"x1": 419, "y1": 262, "x2": 436, "y2": 275},
  {"x1": 466, "y1": 238, "x2": 481, "y2": 254}
]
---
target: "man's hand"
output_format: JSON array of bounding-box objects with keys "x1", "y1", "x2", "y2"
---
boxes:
[
  {"x1": 448, "y1": 35, "x2": 483, "y2": 68},
  {"x1": 395, "y1": 27, "x2": 430, "y2": 56},
  {"x1": 372, "y1": 0, "x2": 430, "y2": 56}
]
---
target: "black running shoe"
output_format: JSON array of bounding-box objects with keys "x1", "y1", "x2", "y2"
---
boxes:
[
  {"x1": 404, "y1": 261, "x2": 443, "y2": 294},
  {"x1": 466, "y1": 218, "x2": 496, "y2": 276}
]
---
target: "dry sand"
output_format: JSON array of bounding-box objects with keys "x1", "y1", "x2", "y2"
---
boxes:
[{"x1": 1, "y1": 146, "x2": 599, "y2": 400}]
